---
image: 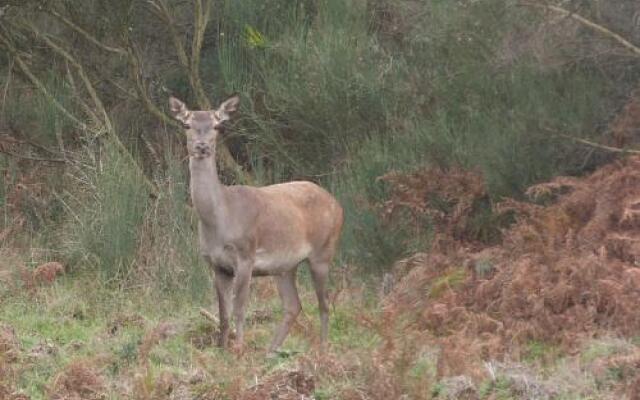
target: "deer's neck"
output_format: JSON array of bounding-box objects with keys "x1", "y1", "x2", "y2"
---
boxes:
[{"x1": 189, "y1": 155, "x2": 227, "y2": 229}]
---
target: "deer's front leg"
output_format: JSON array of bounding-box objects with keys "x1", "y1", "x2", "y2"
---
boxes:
[
  {"x1": 213, "y1": 267, "x2": 233, "y2": 348},
  {"x1": 232, "y1": 260, "x2": 252, "y2": 351}
]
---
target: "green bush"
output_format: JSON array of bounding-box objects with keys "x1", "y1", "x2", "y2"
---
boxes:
[
  {"x1": 4, "y1": 0, "x2": 640, "y2": 281},
  {"x1": 64, "y1": 138, "x2": 148, "y2": 281},
  {"x1": 55, "y1": 0, "x2": 640, "y2": 275},
  {"x1": 138, "y1": 148, "x2": 208, "y2": 300}
]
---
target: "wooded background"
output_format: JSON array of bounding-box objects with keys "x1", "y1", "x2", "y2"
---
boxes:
[{"x1": 1, "y1": 0, "x2": 640, "y2": 293}]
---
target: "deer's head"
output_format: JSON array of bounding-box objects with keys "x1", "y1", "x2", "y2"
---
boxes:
[{"x1": 169, "y1": 95, "x2": 240, "y2": 159}]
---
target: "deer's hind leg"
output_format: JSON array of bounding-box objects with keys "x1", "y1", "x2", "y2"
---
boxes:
[
  {"x1": 309, "y1": 259, "x2": 330, "y2": 346},
  {"x1": 268, "y1": 270, "x2": 301, "y2": 353}
]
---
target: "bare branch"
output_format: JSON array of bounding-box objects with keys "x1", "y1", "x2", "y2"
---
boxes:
[
  {"x1": 0, "y1": 31, "x2": 88, "y2": 130},
  {"x1": 191, "y1": 0, "x2": 213, "y2": 109},
  {"x1": 21, "y1": 23, "x2": 160, "y2": 195},
  {"x1": 47, "y1": 8, "x2": 127, "y2": 56},
  {"x1": 39, "y1": 5, "x2": 176, "y2": 131},
  {"x1": 30, "y1": 27, "x2": 113, "y2": 132},
  {"x1": 521, "y1": 2, "x2": 640, "y2": 57},
  {"x1": 146, "y1": 0, "x2": 253, "y2": 183},
  {"x1": 125, "y1": 42, "x2": 178, "y2": 127},
  {"x1": 199, "y1": 308, "x2": 219, "y2": 325},
  {"x1": 1, "y1": 56, "x2": 14, "y2": 117},
  {"x1": 0, "y1": 147, "x2": 66, "y2": 163},
  {"x1": 557, "y1": 133, "x2": 640, "y2": 155}
]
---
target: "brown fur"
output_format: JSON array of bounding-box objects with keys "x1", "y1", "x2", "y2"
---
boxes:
[{"x1": 170, "y1": 95, "x2": 344, "y2": 353}]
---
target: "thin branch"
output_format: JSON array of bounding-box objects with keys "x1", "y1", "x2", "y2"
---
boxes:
[
  {"x1": 47, "y1": 8, "x2": 127, "y2": 56},
  {"x1": 521, "y1": 2, "x2": 640, "y2": 57},
  {"x1": 126, "y1": 42, "x2": 178, "y2": 127},
  {"x1": 0, "y1": 31, "x2": 88, "y2": 130},
  {"x1": 64, "y1": 59, "x2": 100, "y2": 125},
  {"x1": 32, "y1": 28, "x2": 112, "y2": 132},
  {"x1": 0, "y1": 148, "x2": 66, "y2": 163},
  {"x1": 146, "y1": 0, "x2": 253, "y2": 183},
  {"x1": 2, "y1": 127, "x2": 64, "y2": 156},
  {"x1": 20, "y1": 23, "x2": 160, "y2": 195},
  {"x1": 148, "y1": 0, "x2": 190, "y2": 69},
  {"x1": 199, "y1": 308, "x2": 219, "y2": 325},
  {"x1": 1, "y1": 56, "x2": 13, "y2": 116},
  {"x1": 556, "y1": 133, "x2": 640, "y2": 155},
  {"x1": 191, "y1": 0, "x2": 213, "y2": 109}
]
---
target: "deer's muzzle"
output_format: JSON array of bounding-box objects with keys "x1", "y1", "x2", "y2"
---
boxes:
[{"x1": 193, "y1": 142, "x2": 212, "y2": 158}]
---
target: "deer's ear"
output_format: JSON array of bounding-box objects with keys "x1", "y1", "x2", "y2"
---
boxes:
[
  {"x1": 213, "y1": 95, "x2": 240, "y2": 122},
  {"x1": 169, "y1": 97, "x2": 191, "y2": 124}
]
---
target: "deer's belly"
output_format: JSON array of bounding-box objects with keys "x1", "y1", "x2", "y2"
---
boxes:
[
  {"x1": 253, "y1": 245, "x2": 311, "y2": 274},
  {"x1": 203, "y1": 243, "x2": 310, "y2": 276}
]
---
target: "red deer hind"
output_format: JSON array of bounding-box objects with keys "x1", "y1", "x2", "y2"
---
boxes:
[{"x1": 170, "y1": 95, "x2": 344, "y2": 353}]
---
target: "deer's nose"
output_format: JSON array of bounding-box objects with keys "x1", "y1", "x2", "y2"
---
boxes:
[{"x1": 194, "y1": 141, "x2": 209, "y2": 154}]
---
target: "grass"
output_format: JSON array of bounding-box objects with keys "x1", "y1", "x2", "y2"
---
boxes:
[
  {"x1": 0, "y1": 271, "x2": 381, "y2": 399},
  {"x1": 3, "y1": 258, "x2": 639, "y2": 399}
]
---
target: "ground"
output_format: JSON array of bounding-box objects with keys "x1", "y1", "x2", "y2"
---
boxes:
[
  {"x1": 1, "y1": 267, "x2": 639, "y2": 400},
  {"x1": 4, "y1": 159, "x2": 640, "y2": 399}
]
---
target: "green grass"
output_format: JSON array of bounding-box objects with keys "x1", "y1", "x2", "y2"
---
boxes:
[
  {"x1": 2, "y1": 265, "x2": 639, "y2": 399},
  {"x1": 62, "y1": 138, "x2": 149, "y2": 279},
  {"x1": 0, "y1": 273, "x2": 381, "y2": 399}
]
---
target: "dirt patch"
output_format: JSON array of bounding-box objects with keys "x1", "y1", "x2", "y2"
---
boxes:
[
  {"x1": 32, "y1": 262, "x2": 64, "y2": 285},
  {"x1": 0, "y1": 324, "x2": 20, "y2": 364},
  {"x1": 106, "y1": 312, "x2": 145, "y2": 336},
  {"x1": 49, "y1": 359, "x2": 106, "y2": 400},
  {"x1": 238, "y1": 370, "x2": 315, "y2": 400},
  {"x1": 0, "y1": 324, "x2": 21, "y2": 399},
  {"x1": 138, "y1": 322, "x2": 178, "y2": 365},
  {"x1": 382, "y1": 156, "x2": 640, "y2": 377},
  {"x1": 590, "y1": 347, "x2": 640, "y2": 398}
]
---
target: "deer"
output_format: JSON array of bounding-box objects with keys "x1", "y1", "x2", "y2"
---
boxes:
[{"x1": 169, "y1": 95, "x2": 344, "y2": 354}]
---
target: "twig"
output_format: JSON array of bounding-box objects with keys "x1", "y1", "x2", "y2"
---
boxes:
[
  {"x1": 0, "y1": 148, "x2": 66, "y2": 163},
  {"x1": 1, "y1": 56, "x2": 13, "y2": 116},
  {"x1": 0, "y1": 31, "x2": 88, "y2": 130},
  {"x1": 199, "y1": 308, "x2": 219, "y2": 325},
  {"x1": 126, "y1": 42, "x2": 177, "y2": 127},
  {"x1": 521, "y1": 2, "x2": 640, "y2": 57},
  {"x1": 555, "y1": 132, "x2": 640, "y2": 155},
  {"x1": 47, "y1": 8, "x2": 127, "y2": 56},
  {"x1": 191, "y1": 0, "x2": 213, "y2": 109}
]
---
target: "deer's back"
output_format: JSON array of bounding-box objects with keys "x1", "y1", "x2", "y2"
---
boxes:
[{"x1": 227, "y1": 181, "x2": 342, "y2": 266}]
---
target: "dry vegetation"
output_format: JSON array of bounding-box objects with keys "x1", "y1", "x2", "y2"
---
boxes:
[{"x1": 378, "y1": 154, "x2": 640, "y2": 398}]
